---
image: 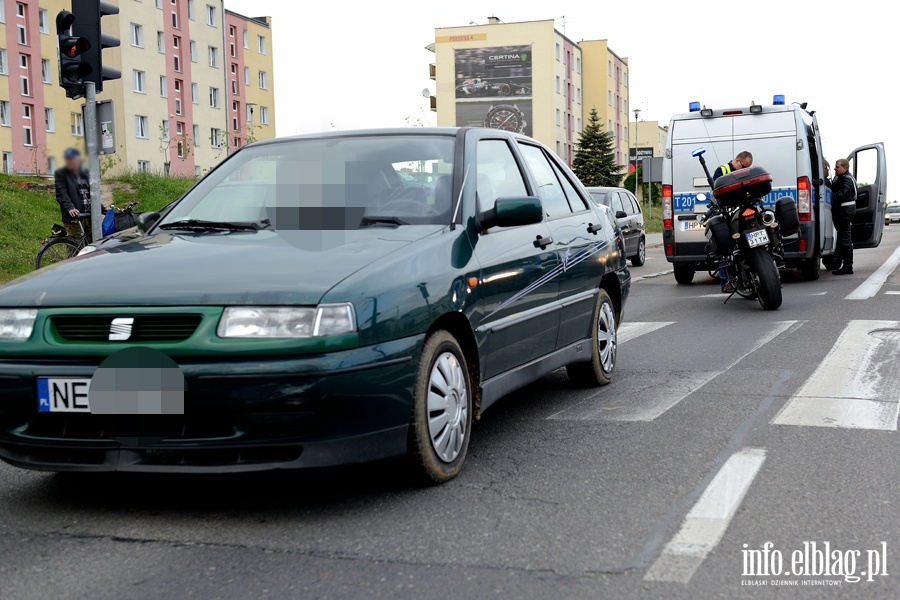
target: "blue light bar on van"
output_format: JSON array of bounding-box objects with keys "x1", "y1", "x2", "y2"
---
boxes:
[
  {"x1": 689, "y1": 102, "x2": 701, "y2": 112},
  {"x1": 773, "y1": 95, "x2": 785, "y2": 105}
]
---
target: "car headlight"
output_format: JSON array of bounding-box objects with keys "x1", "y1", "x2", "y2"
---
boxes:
[
  {"x1": 217, "y1": 304, "x2": 357, "y2": 338},
  {"x1": 0, "y1": 309, "x2": 38, "y2": 340},
  {"x1": 76, "y1": 246, "x2": 97, "y2": 257}
]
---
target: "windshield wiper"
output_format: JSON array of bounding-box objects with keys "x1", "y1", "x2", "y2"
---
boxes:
[
  {"x1": 158, "y1": 219, "x2": 269, "y2": 232},
  {"x1": 359, "y1": 216, "x2": 409, "y2": 226}
]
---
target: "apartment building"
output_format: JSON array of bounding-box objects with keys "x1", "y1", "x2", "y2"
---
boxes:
[
  {"x1": 429, "y1": 16, "x2": 629, "y2": 168},
  {"x1": 0, "y1": 0, "x2": 275, "y2": 177}
]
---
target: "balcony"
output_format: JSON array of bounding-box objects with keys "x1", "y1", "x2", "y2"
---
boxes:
[
  {"x1": 430, "y1": 96, "x2": 437, "y2": 112},
  {"x1": 429, "y1": 64, "x2": 436, "y2": 80}
]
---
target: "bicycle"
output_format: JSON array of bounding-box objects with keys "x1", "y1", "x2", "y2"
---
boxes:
[{"x1": 35, "y1": 213, "x2": 91, "y2": 270}]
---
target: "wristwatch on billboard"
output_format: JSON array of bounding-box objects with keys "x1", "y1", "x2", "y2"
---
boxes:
[{"x1": 484, "y1": 104, "x2": 527, "y2": 134}]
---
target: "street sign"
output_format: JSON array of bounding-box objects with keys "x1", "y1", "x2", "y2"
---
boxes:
[
  {"x1": 629, "y1": 147, "x2": 654, "y2": 162},
  {"x1": 82, "y1": 99, "x2": 116, "y2": 155},
  {"x1": 642, "y1": 157, "x2": 663, "y2": 183}
]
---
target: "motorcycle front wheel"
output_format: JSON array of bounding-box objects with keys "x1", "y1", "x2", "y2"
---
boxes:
[{"x1": 747, "y1": 248, "x2": 782, "y2": 310}]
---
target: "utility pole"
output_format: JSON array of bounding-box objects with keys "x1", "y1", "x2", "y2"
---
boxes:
[
  {"x1": 633, "y1": 108, "x2": 641, "y2": 197},
  {"x1": 83, "y1": 82, "x2": 102, "y2": 241}
]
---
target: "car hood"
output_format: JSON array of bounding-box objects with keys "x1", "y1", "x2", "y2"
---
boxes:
[{"x1": 0, "y1": 226, "x2": 445, "y2": 307}]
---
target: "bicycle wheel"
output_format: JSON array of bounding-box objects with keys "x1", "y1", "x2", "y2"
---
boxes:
[{"x1": 36, "y1": 238, "x2": 79, "y2": 270}]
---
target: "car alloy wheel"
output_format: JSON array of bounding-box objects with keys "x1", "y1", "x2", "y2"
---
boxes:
[
  {"x1": 566, "y1": 288, "x2": 617, "y2": 387},
  {"x1": 631, "y1": 237, "x2": 646, "y2": 267},
  {"x1": 597, "y1": 301, "x2": 617, "y2": 374},
  {"x1": 427, "y1": 352, "x2": 468, "y2": 463}
]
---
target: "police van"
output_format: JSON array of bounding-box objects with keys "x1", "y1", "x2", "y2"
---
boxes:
[{"x1": 661, "y1": 96, "x2": 887, "y2": 283}]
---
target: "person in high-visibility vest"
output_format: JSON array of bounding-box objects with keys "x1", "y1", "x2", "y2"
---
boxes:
[{"x1": 712, "y1": 151, "x2": 754, "y2": 292}]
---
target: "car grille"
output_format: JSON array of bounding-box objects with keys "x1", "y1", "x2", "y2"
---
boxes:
[{"x1": 52, "y1": 315, "x2": 203, "y2": 343}]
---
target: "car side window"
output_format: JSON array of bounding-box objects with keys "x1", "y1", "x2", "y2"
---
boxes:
[
  {"x1": 476, "y1": 139, "x2": 528, "y2": 211},
  {"x1": 611, "y1": 192, "x2": 625, "y2": 215},
  {"x1": 627, "y1": 193, "x2": 640, "y2": 215},
  {"x1": 549, "y1": 159, "x2": 590, "y2": 212},
  {"x1": 518, "y1": 144, "x2": 572, "y2": 218}
]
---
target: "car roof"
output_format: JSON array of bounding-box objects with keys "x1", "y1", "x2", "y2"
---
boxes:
[
  {"x1": 585, "y1": 187, "x2": 627, "y2": 194},
  {"x1": 246, "y1": 127, "x2": 539, "y2": 147}
]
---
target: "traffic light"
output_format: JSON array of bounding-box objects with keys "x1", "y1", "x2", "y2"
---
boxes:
[
  {"x1": 72, "y1": 0, "x2": 121, "y2": 93},
  {"x1": 56, "y1": 10, "x2": 92, "y2": 99}
]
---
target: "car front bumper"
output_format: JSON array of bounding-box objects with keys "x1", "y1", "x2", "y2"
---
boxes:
[{"x1": 0, "y1": 335, "x2": 423, "y2": 473}]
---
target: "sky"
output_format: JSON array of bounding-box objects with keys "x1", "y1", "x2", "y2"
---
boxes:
[{"x1": 227, "y1": 0, "x2": 895, "y2": 193}]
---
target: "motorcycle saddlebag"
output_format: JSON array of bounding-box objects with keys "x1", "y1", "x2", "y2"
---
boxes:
[
  {"x1": 705, "y1": 214, "x2": 734, "y2": 256},
  {"x1": 713, "y1": 166, "x2": 773, "y2": 208},
  {"x1": 775, "y1": 196, "x2": 800, "y2": 236}
]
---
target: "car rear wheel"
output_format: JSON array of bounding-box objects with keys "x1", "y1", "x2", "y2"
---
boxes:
[
  {"x1": 566, "y1": 289, "x2": 616, "y2": 387},
  {"x1": 630, "y1": 237, "x2": 646, "y2": 267},
  {"x1": 407, "y1": 330, "x2": 472, "y2": 484},
  {"x1": 674, "y1": 265, "x2": 695, "y2": 285},
  {"x1": 799, "y1": 256, "x2": 821, "y2": 281}
]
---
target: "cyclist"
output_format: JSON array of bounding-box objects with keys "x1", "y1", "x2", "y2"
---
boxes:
[{"x1": 54, "y1": 148, "x2": 93, "y2": 243}]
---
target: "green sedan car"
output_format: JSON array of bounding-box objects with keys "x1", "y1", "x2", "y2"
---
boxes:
[{"x1": 0, "y1": 128, "x2": 630, "y2": 483}]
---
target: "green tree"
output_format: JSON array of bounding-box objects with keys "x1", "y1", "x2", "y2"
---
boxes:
[{"x1": 573, "y1": 108, "x2": 622, "y2": 187}]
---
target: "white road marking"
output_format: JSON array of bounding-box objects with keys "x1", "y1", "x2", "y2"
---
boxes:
[
  {"x1": 845, "y1": 246, "x2": 900, "y2": 300},
  {"x1": 644, "y1": 448, "x2": 767, "y2": 583},
  {"x1": 551, "y1": 321, "x2": 803, "y2": 422},
  {"x1": 886, "y1": 291, "x2": 900, "y2": 296},
  {"x1": 632, "y1": 269, "x2": 673, "y2": 282},
  {"x1": 618, "y1": 321, "x2": 675, "y2": 344},
  {"x1": 773, "y1": 320, "x2": 900, "y2": 431}
]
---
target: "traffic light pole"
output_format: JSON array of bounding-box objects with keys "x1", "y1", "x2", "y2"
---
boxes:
[{"x1": 83, "y1": 81, "x2": 103, "y2": 241}]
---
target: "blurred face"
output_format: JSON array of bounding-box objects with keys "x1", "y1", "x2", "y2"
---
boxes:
[
  {"x1": 65, "y1": 156, "x2": 81, "y2": 171},
  {"x1": 835, "y1": 162, "x2": 848, "y2": 176}
]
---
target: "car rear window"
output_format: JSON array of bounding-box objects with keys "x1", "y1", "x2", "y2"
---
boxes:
[{"x1": 161, "y1": 135, "x2": 456, "y2": 229}]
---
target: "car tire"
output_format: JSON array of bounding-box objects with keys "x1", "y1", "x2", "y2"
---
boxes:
[
  {"x1": 799, "y1": 256, "x2": 821, "y2": 281},
  {"x1": 407, "y1": 330, "x2": 472, "y2": 484},
  {"x1": 630, "y1": 237, "x2": 646, "y2": 267},
  {"x1": 674, "y1": 265, "x2": 695, "y2": 285},
  {"x1": 566, "y1": 289, "x2": 617, "y2": 387}
]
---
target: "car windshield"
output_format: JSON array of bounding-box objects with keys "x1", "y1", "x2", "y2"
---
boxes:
[
  {"x1": 589, "y1": 191, "x2": 610, "y2": 206},
  {"x1": 887, "y1": 205, "x2": 900, "y2": 213},
  {"x1": 160, "y1": 135, "x2": 456, "y2": 230}
]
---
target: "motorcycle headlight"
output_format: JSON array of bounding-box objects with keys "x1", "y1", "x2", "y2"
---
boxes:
[
  {"x1": 217, "y1": 304, "x2": 356, "y2": 339},
  {"x1": 0, "y1": 309, "x2": 38, "y2": 340}
]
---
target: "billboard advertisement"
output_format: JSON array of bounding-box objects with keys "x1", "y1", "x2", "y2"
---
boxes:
[{"x1": 454, "y1": 45, "x2": 532, "y2": 136}]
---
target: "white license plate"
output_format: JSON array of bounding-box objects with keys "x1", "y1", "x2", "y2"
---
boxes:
[
  {"x1": 37, "y1": 378, "x2": 91, "y2": 413},
  {"x1": 745, "y1": 230, "x2": 770, "y2": 248},
  {"x1": 682, "y1": 220, "x2": 703, "y2": 231}
]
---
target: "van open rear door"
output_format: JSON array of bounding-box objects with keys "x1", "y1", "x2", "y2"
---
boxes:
[{"x1": 849, "y1": 143, "x2": 887, "y2": 249}]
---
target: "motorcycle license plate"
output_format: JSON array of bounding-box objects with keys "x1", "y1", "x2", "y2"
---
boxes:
[{"x1": 745, "y1": 230, "x2": 769, "y2": 248}]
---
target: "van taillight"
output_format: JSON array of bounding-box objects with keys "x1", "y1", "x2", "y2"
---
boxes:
[
  {"x1": 663, "y1": 185, "x2": 673, "y2": 228},
  {"x1": 798, "y1": 176, "x2": 811, "y2": 222}
]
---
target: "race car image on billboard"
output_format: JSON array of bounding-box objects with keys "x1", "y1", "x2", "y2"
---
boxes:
[
  {"x1": 453, "y1": 45, "x2": 532, "y2": 100},
  {"x1": 455, "y1": 78, "x2": 532, "y2": 98}
]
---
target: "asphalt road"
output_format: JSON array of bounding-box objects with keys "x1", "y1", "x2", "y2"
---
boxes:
[{"x1": 2, "y1": 228, "x2": 899, "y2": 600}]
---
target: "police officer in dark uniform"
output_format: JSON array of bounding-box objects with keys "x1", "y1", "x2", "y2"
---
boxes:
[
  {"x1": 711, "y1": 151, "x2": 754, "y2": 292},
  {"x1": 830, "y1": 158, "x2": 857, "y2": 275}
]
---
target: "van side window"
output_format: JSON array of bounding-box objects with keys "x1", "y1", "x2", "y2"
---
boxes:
[{"x1": 518, "y1": 143, "x2": 573, "y2": 218}]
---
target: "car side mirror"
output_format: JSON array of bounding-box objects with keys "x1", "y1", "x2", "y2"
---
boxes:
[
  {"x1": 137, "y1": 211, "x2": 161, "y2": 233},
  {"x1": 481, "y1": 197, "x2": 543, "y2": 230},
  {"x1": 615, "y1": 210, "x2": 628, "y2": 219}
]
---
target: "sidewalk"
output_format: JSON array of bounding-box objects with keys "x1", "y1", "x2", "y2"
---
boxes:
[{"x1": 646, "y1": 232, "x2": 663, "y2": 248}]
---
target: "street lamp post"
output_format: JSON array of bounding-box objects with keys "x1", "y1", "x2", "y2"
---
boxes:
[{"x1": 633, "y1": 108, "x2": 641, "y2": 197}]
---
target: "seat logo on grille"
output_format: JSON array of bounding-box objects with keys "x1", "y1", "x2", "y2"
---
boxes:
[{"x1": 109, "y1": 318, "x2": 135, "y2": 341}]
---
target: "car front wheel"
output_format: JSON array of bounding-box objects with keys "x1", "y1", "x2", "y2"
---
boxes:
[
  {"x1": 407, "y1": 330, "x2": 472, "y2": 484},
  {"x1": 566, "y1": 288, "x2": 617, "y2": 387},
  {"x1": 630, "y1": 236, "x2": 646, "y2": 267}
]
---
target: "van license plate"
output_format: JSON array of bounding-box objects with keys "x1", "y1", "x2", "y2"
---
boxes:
[
  {"x1": 682, "y1": 220, "x2": 703, "y2": 231},
  {"x1": 745, "y1": 230, "x2": 770, "y2": 248}
]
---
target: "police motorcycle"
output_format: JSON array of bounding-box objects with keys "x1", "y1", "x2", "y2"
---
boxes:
[{"x1": 691, "y1": 148, "x2": 800, "y2": 311}]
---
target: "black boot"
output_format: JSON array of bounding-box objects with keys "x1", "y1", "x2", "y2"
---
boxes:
[{"x1": 832, "y1": 266, "x2": 854, "y2": 275}]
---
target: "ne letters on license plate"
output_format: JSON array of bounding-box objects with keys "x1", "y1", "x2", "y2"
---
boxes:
[
  {"x1": 37, "y1": 378, "x2": 91, "y2": 413},
  {"x1": 746, "y1": 230, "x2": 769, "y2": 248}
]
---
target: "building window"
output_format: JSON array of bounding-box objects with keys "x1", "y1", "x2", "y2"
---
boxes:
[
  {"x1": 175, "y1": 97, "x2": 182, "y2": 115},
  {"x1": 38, "y1": 9, "x2": 49, "y2": 33},
  {"x1": 2, "y1": 152, "x2": 12, "y2": 174},
  {"x1": 187, "y1": 0, "x2": 195, "y2": 19},
  {"x1": 258, "y1": 71, "x2": 268, "y2": 90},
  {"x1": 556, "y1": 109, "x2": 560, "y2": 126},
  {"x1": 608, "y1": 90, "x2": 612, "y2": 106},
  {"x1": 171, "y1": 11, "x2": 178, "y2": 29},
  {"x1": 130, "y1": 23, "x2": 143, "y2": 47},
  {"x1": 257, "y1": 35, "x2": 267, "y2": 54},
  {"x1": 229, "y1": 25, "x2": 235, "y2": 37},
  {"x1": 15, "y1": 2, "x2": 24, "y2": 18},
  {"x1": 161, "y1": 120, "x2": 170, "y2": 142},
  {"x1": 576, "y1": 57, "x2": 581, "y2": 73},
  {"x1": 555, "y1": 76, "x2": 560, "y2": 94},
  {"x1": 244, "y1": 67, "x2": 250, "y2": 85},
  {"x1": 41, "y1": 59, "x2": 51, "y2": 83},
  {"x1": 155, "y1": 0, "x2": 162, "y2": 8},
  {"x1": 158, "y1": 32, "x2": 165, "y2": 53},
  {"x1": 137, "y1": 160, "x2": 150, "y2": 172},
  {"x1": 260, "y1": 106, "x2": 269, "y2": 125},
  {"x1": 173, "y1": 55, "x2": 181, "y2": 72},
  {"x1": 19, "y1": 53, "x2": 26, "y2": 69},
  {"x1": 576, "y1": 88, "x2": 581, "y2": 104},
  {"x1": 230, "y1": 43, "x2": 236, "y2": 58},
  {"x1": 133, "y1": 70, "x2": 146, "y2": 93},
  {"x1": 243, "y1": 29, "x2": 249, "y2": 49},
  {"x1": 0, "y1": 0, "x2": 5, "y2": 24},
  {"x1": 210, "y1": 128, "x2": 222, "y2": 148},
  {"x1": 189, "y1": 40, "x2": 197, "y2": 61},
  {"x1": 608, "y1": 60, "x2": 612, "y2": 76},
  {"x1": 135, "y1": 115, "x2": 149, "y2": 138},
  {"x1": 208, "y1": 46, "x2": 218, "y2": 67},
  {"x1": 205, "y1": 4, "x2": 216, "y2": 26},
  {"x1": 23, "y1": 125, "x2": 32, "y2": 146},
  {"x1": 17, "y1": 24, "x2": 26, "y2": 45},
  {"x1": 191, "y1": 82, "x2": 198, "y2": 104},
  {"x1": 0, "y1": 49, "x2": 6, "y2": 74},
  {"x1": 624, "y1": 71, "x2": 628, "y2": 87},
  {"x1": 0, "y1": 101, "x2": 8, "y2": 126},
  {"x1": 209, "y1": 87, "x2": 219, "y2": 108},
  {"x1": 231, "y1": 79, "x2": 237, "y2": 95},
  {"x1": 555, "y1": 43, "x2": 560, "y2": 61},
  {"x1": 20, "y1": 75, "x2": 29, "y2": 96},
  {"x1": 159, "y1": 75, "x2": 167, "y2": 97},
  {"x1": 577, "y1": 118, "x2": 581, "y2": 131},
  {"x1": 173, "y1": 35, "x2": 180, "y2": 49},
  {"x1": 194, "y1": 166, "x2": 201, "y2": 177},
  {"x1": 193, "y1": 124, "x2": 200, "y2": 145}
]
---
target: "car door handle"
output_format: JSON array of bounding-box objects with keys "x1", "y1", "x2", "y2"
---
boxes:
[
  {"x1": 587, "y1": 223, "x2": 602, "y2": 235},
  {"x1": 533, "y1": 235, "x2": 553, "y2": 249}
]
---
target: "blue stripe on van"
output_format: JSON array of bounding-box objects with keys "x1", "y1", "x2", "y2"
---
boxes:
[{"x1": 673, "y1": 187, "x2": 798, "y2": 212}]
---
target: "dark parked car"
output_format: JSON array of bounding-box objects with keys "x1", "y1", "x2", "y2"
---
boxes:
[
  {"x1": 586, "y1": 187, "x2": 646, "y2": 267},
  {"x1": 0, "y1": 128, "x2": 630, "y2": 483}
]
